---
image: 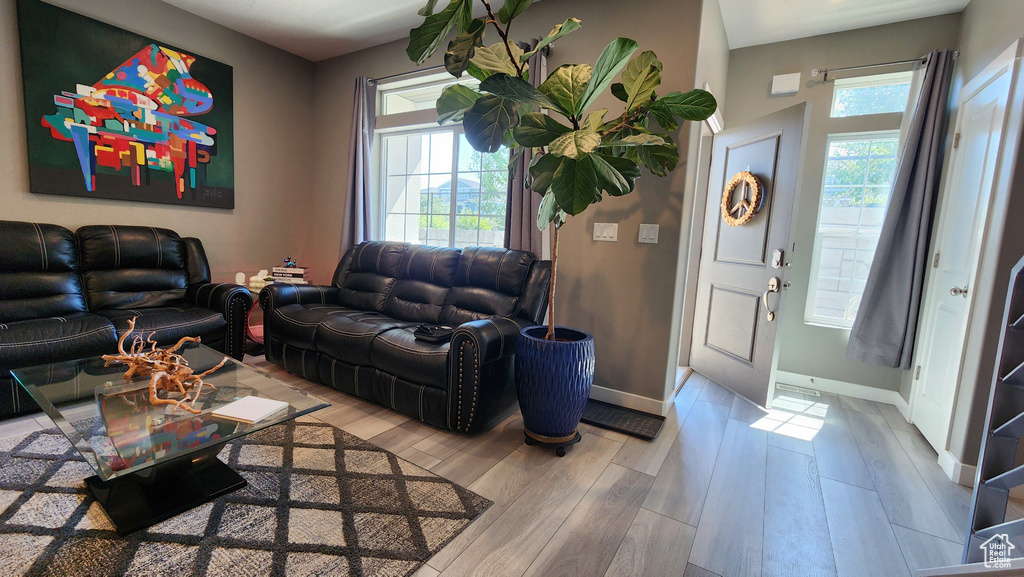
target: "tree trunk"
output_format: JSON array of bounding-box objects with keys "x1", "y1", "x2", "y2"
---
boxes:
[{"x1": 546, "y1": 225, "x2": 558, "y2": 340}]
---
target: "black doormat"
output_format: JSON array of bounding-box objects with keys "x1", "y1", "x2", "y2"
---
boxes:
[{"x1": 581, "y1": 399, "x2": 665, "y2": 440}]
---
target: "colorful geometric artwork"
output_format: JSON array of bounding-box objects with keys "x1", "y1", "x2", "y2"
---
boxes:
[{"x1": 17, "y1": 0, "x2": 234, "y2": 208}]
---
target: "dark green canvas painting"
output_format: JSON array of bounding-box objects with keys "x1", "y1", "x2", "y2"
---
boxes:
[{"x1": 17, "y1": 0, "x2": 234, "y2": 209}]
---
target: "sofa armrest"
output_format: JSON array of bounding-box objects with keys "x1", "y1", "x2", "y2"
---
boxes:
[
  {"x1": 259, "y1": 283, "x2": 340, "y2": 311},
  {"x1": 186, "y1": 282, "x2": 252, "y2": 360},
  {"x1": 447, "y1": 316, "x2": 534, "y2": 432}
]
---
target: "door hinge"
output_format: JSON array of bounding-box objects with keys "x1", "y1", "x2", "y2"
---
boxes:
[
  {"x1": 953, "y1": 132, "x2": 961, "y2": 149},
  {"x1": 933, "y1": 252, "x2": 940, "y2": 268},
  {"x1": 915, "y1": 366, "x2": 922, "y2": 380}
]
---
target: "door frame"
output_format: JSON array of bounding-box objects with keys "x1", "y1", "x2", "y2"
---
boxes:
[{"x1": 908, "y1": 40, "x2": 1024, "y2": 447}]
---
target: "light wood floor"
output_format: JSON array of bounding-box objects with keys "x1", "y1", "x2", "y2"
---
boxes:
[{"x1": 0, "y1": 357, "x2": 999, "y2": 577}]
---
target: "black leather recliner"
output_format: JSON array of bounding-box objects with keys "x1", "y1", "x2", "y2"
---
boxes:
[
  {"x1": 0, "y1": 221, "x2": 251, "y2": 417},
  {"x1": 260, "y1": 241, "x2": 551, "y2": 433}
]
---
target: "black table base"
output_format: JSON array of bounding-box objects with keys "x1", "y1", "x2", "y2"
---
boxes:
[{"x1": 85, "y1": 443, "x2": 246, "y2": 536}]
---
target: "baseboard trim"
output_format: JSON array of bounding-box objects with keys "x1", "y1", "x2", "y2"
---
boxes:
[
  {"x1": 589, "y1": 383, "x2": 677, "y2": 417},
  {"x1": 776, "y1": 370, "x2": 907, "y2": 407}
]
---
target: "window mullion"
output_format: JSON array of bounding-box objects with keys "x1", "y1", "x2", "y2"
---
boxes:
[{"x1": 449, "y1": 128, "x2": 459, "y2": 247}]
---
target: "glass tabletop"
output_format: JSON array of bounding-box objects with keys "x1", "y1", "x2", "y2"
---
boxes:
[{"x1": 11, "y1": 342, "x2": 330, "y2": 481}]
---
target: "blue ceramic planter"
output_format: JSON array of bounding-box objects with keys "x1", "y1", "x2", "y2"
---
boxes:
[{"x1": 514, "y1": 326, "x2": 595, "y2": 441}]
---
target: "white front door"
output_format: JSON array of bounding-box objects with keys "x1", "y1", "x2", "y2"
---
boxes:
[{"x1": 911, "y1": 46, "x2": 1017, "y2": 454}]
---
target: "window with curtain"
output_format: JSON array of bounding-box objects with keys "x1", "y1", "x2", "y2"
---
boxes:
[
  {"x1": 806, "y1": 131, "x2": 900, "y2": 327},
  {"x1": 375, "y1": 74, "x2": 508, "y2": 249}
]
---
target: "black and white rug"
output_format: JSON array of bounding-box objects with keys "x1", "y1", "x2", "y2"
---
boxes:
[{"x1": 0, "y1": 416, "x2": 491, "y2": 576}]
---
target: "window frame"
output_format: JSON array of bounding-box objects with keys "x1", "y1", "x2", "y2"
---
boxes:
[
  {"x1": 830, "y1": 70, "x2": 914, "y2": 118},
  {"x1": 804, "y1": 130, "x2": 901, "y2": 329}
]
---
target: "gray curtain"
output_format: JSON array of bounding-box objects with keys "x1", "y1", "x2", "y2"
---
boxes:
[
  {"x1": 504, "y1": 41, "x2": 547, "y2": 253},
  {"x1": 341, "y1": 77, "x2": 376, "y2": 256},
  {"x1": 846, "y1": 50, "x2": 955, "y2": 369}
]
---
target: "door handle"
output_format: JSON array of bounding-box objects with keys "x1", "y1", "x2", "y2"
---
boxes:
[
  {"x1": 950, "y1": 285, "x2": 969, "y2": 298},
  {"x1": 763, "y1": 277, "x2": 780, "y2": 322}
]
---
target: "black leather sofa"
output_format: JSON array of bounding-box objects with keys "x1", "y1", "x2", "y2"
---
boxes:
[
  {"x1": 0, "y1": 220, "x2": 251, "y2": 417},
  {"x1": 260, "y1": 241, "x2": 551, "y2": 433}
]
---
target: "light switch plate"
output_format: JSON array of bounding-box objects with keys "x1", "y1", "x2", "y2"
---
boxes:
[
  {"x1": 593, "y1": 223, "x2": 618, "y2": 241},
  {"x1": 638, "y1": 224, "x2": 659, "y2": 244}
]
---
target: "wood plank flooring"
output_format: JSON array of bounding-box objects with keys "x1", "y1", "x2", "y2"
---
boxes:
[{"x1": 2, "y1": 358, "x2": 1005, "y2": 576}]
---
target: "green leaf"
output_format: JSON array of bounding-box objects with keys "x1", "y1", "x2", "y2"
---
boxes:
[
  {"x1": 551, "y1": 154, "x2": 600, "y2": 215},
  {"x1": 621, "y1": 51, "x2": 662, "y2": 110},
  {"x1": 417, "y1": 0, "x2": 440, "y2": 16},
  {"x1": 520, "y1": 18, "x2": 582, "y2": 62},
  {"x1": 436, "y1": 84, "x2": 481, "y2": 124},
  {"x1": 538, "y1": 64, "x2": 592, "y2": 117},
  {"x1": 468, "y1": 42, "x2": 525, "y2": 79},
  {"x1": 583, "y1": 109, "x2": 607, "y2": 132},
  {"x1": 407, "y1": 0, "x2": 472, "y2": 64},
  {"x1": 497, "y1": 0, "x2": 532, "y2": 23},
  {"x1": 610, "y1": 82, "x2": 628, "y2": 102},
  {"x1": 653, "y1": 89, "x2": 718, "y2": 121},
  {"x1": 513, "y1": 112, "x2": 571, "y2": 147},
  {"x1": 528, "y1": 152, "x2": 560, "y2": 194},
  {"x1": 549, "y1": 130, "x2": 601, "y2": 159},
  {"x1": 479, "y1": 73, "x2": 554, "y2": 109},
  {"x1": 537, "y1": 191, "x2": 565, "y2": 230},
  {"x1": 647, "y1": 103, "x2": 677, "y2": 131},
  {"x1": 463, "y1": 95, "x2": 519, "y2": 153},
  {"x1": 634, "y1": 140, "x2": 679, "y2": 177},
  {"x1": 578, "y1": 37, "x2": 639, "y2": 114},
  {"x1": 444, "y1": 18, "x2": 486, "y2": 77},
  {"x1": 603, "y1": 133, "x2": 666, "y2": 147},
  {"x1": 592, "y1": 153, "x2": 640, "y2": 196}
]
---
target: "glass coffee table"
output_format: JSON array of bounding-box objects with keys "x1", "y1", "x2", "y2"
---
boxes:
[{"x1": 11, "y1": 342, "x2": 329, "y2": 535}]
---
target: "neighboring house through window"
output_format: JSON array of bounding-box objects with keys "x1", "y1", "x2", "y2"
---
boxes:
[
  {"x1": 806, "y1": 71, "x2": 912, "y2": 328},
  {"x1": 375, "y1": 73, "x2": 508, "y2": 249}
]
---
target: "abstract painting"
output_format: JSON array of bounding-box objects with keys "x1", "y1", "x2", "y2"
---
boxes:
[{"x1": 17, "y1": 0, "x2": 234, "y2": 208}]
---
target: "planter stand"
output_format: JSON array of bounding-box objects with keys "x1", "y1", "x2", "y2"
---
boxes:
[{"x1": 523, "y1": 429, "x2": 581, "y2": 457}]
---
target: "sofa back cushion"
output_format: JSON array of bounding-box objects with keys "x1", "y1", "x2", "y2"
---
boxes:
[
  {"x1": 0, "y1": 221, "x2": 88, "y2": 323},
  {"x1": 383, "y1": 245, "x2": 461, "y2": 323},
  {"x1": 333, "y1": 241, "x2": 409, "y2": 312},
  {"x1": 440, "y1": 247, "x2": 536, "y2": 325},
  {"x1": 78, "y1": 225, "x2": 200, "y2": 310}
]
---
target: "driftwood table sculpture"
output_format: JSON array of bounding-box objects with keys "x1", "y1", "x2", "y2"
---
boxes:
[{"x1": 102, "y1": 318, "x2": 227, "y2": 414}]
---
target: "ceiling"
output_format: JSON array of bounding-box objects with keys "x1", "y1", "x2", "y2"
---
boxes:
[{"x1": 160, "y1": 0, "x2": 971, "y2": 62}]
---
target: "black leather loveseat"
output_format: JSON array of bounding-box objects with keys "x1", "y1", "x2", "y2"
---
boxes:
[
  {"x1": 260, "y1": 241, "x2": 551, "y2": 433},
  {"x1": 0, "y1": 220, "x2": 251, "y2": 417}
]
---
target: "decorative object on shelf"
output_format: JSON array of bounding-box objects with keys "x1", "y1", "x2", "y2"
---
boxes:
[
  {"x1": 283, "y1": 257, "x2": 297, "y2": 268},
  {"x1": 721, "y1": 170, "x2": 764, "y2": 226},
  {"x1": 235, "y1": 272, "x2": 246, "y2": 285},
  {"x1": 408, "y1": 0, "x2": 717, "y2": 453},
  {"x1": 271, "y1": 264, "x2": 310, "y2": 284},
  {"x1": 101, "y1": 318, "x2": 227, "y2": 414},
  {"x1": 248, "y1": 269, "x2": 271, "y2": 290},
  {"x1": 16, "y1": 0, "x2": 235, "y2": 209}
]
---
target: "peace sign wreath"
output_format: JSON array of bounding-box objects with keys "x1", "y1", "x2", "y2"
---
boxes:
[{"x1": 721, "y1": 171, "x2": 763, "y2": 227}]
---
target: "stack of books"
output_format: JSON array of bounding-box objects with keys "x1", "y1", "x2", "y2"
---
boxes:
[{"x1": 272, "y1": 266, "x2": 310, "y2": 284}]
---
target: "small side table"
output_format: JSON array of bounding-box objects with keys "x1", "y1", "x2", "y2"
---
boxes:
[{"x1": 245, "y1": 288, "x2": 265, "y2": 357}]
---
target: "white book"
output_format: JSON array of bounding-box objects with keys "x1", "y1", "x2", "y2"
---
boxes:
[{"x1": 212, "y1": 396, "x2": 289, "y2": 424}]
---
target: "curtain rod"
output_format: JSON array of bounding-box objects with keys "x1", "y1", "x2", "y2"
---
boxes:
[
  {"x1": 812, "y1": 51, "x2": 959, "y2": 82},
  {"x1": 369, "y1": 64, "x2": 446, "y2": 85}
]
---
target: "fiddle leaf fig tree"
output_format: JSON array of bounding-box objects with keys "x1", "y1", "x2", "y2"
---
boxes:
[{"x1": 408, "y1": 0, "x2": 717, "y2": 340}]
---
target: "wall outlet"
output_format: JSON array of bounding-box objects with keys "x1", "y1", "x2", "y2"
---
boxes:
[
  {"x1": 593, "y1": 223, "x2": 618, "y2": 242},
  {"x1": 638, "y1": 224, "x2": 660, "y2": 244}
]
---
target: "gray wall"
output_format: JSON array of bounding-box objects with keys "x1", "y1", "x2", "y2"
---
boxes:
[
  {"x1": 310, "y1": 0, "x2": 706, "y2": 404},
  {"x1": 947, "y1": 0, "x2": 1024, "y2": 466},
  {"x1": 724, "y1": 15, "x2": 962, "y2": 393},
  {"x1": 0, "y1": 0, "x2": 317, "y2": 281}
]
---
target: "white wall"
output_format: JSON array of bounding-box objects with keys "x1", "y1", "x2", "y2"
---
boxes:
[{"x1": 0, "y1": 0, "x2": 317, "y2": 282}]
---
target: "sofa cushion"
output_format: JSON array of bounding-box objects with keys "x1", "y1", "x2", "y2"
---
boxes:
[
  {"x1": 335, "y1": 242, "x2": 408, "y2": 312},
  {"x1": 97, "y1": 305, "x2": 227, "y2": 347},
  {"x1": 369, "y1": 327, "x2": 450, "y2": 389},
  {"x1": 317, "y1": 312, "x2": 414, "y2": 366},
  {"x1": 267, "y1": 304, "x2": 350, "y2": 348},
  {"x1": 78, "y1": 225, "x2": 190, "y2": 310},
  {"x1": 0, "y1": 313, "x2": 117, "y2": 372},
  {"x1": 0, "y1": 221, "x2": 88, "y2": 323},
  {"x1": 383, "y1": 245, "x2": 461, "y2": 323},
  {"x1": 440, "y1": 247, "x2": 535, "y2": 326}
]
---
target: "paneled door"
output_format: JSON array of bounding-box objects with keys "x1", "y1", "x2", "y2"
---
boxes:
[
  {"x1": 690, "y1": 104, "x2": 808, "y2": 407},
  {"x1": 912, "y1": 41, "x2": 1020, "y2": 454}
]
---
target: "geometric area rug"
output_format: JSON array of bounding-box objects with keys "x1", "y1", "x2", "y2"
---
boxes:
[{"x1": 0, "y1": 416, "x2": 491, "y2": 576}]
